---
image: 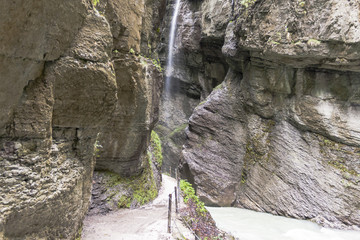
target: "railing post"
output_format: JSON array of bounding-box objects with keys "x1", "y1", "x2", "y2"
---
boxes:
[
  {"x1": 175, "y1": 186, "x2": 178, "y2": 213},
  {"x1": 176, "y1": 168, "x2": 180, "y2": 205},
  {"x1": 168, "y1": 194, "x2": 172, "y2": 233}
]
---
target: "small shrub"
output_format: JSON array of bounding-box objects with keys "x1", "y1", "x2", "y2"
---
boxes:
[{"x1": 180, "y1": 180, "x2": 207, "y2": 216}]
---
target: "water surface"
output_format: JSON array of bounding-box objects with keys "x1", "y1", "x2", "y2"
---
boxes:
[{"x1": 207, "y1": 207, "x2": 360, "y2": 240}]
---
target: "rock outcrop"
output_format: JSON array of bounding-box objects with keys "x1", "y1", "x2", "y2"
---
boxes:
[
  {"x1": 93, "y1": 0, "x2": 165, "y2": 176},
  {"x1": 88, "y1": 130, "x2": 163, "y2": 215},
  {"x1": 156, "y1": 0, "x2": 230, "y2": 175},
  {"x1": 182, "y1": 0, "x2": 360, "y2": 230},
  {"x1": 0, "y1": 0, "x2": 164, "y2": 239}
]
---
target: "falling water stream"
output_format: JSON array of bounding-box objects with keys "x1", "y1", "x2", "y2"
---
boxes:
[
  {"x1": 165, "y1": 0, "x2": 181, "y2": 92},
  {"x1": 207, "y1": 207, "x2": 360, "y2": 240},
  {"x1": 162, "y1": 0, "x2": 182, "y2": 125}
]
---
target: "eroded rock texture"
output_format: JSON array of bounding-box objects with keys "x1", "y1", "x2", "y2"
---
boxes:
[
  {"x1": 92, "y1": 0, "x2": 165, "y2": 176},
  {"x1": 156, "y1": 0, "x2": 230, "y2": 175},
  {"x1": 182, "y1": 0, "x2": 360, "y2": 229},
  {"x1": 0, "y1": 0, "x2": 164, "y2": 239}
]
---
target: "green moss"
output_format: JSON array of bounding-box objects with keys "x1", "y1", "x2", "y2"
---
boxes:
[
  {"x1": 241, "y1": 0, "x2": 257, "y2": 8},
  {"x1": 134, "y1": 152, "x2": 158, "y2": 205},
  {"x1": 328, "y1": 160, "x2": 359, "y2": 177},
  {"x1": 150, "y1": 130, "x2": 163, "y2": 167},
  {"x1": 117, "y1": 195, "x2": 132, "y2": 208},
  {"x1": 198, "y1": 100, "x2": 207, "y2": 106},
  {"x1": 245, "y1": 142, "x2": 262, "y2": 165},
  {"x1": 75, "y1": 226, "x2": 83, "y2": 240},
  {"x1": 319, "y1": 136, "x2": 360, "y2": 180},
  {"x1": 213, "y1": 83, "x2": 224, "y2": 91},
  {"x1": 241, "y1": 120, "x2": 275, "y2": 184},
  {"x1": 104, "y1": 154, "x2": 158, "y2": 208},
  {"x1": 92, "y1": 0, "x2": 100, "y2": 7},
  {"x1": 245, "y1": 120, "x2": 275, "y2": 165},
  {"x1": 17, "y1": 147, "x2": 30, "y2": 157},
  {"x1": 307, "y1": 39, "x2": 321, "y2": 46},
  {"x1": 93, "y1": 139, "x2": 102, "y2": 158},
  {"x1": 270, "y1": 40, "x2": 280, "y2": 45},
  {"x1": 151, "y1": 58, "x2": 163, "y2": 72},
  {"x1": 299, "y1": 1, "x2": 305, "y2": 7},
  {"x1": 180, "y1": 180, "x2": 207, "y2": 216},
  {"x1": 169, "y1": 123, "x2": 188, "y2": 138},
  {"x1": 241, "y1": 170, "x2": 247, "y2": 184}
]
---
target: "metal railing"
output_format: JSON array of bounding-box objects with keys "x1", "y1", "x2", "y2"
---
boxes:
[{"x1": 167, "y1": 168, "x2": 201, "y2": 240}]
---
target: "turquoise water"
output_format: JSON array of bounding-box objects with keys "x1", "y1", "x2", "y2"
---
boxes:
[{"x1": 206, "y1": 207, "x2": 360, "y2": 240}]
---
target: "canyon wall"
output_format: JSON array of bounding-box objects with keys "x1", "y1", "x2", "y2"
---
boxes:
[
  {"x1": 0, "y1": 0, "x2": 164, "y2": 239},
  {"x1": 156, "y1": 0, "x2": 230, "y2": 174},
  {"x1": 181, "y1": 0, "x2": 360, "y2": 229}
]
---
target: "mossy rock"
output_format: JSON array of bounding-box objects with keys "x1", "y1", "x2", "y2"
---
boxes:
[
  {"x1": 103, "y1": 154, "x2": 158, "y2": 209},
  {"x1": 150, "y1": 131, "x2": 163, "y2": 167}
]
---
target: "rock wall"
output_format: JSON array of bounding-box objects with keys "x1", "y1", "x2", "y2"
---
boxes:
[
  {"x1": 93, "y1": 0, "x2": 165, "y2": 176},
  {"x1": 181, "y1": 0, "x2": 360, "y2": 230},
  {"x1": 0, "y1": 0, "x2": 164, "y2": 239},
  {"x1": 156, "y1": 0, "x2": 230, "y2": 175},
  {"x1": 89, "y1": 130, "x2": 163, "y2": 215}
]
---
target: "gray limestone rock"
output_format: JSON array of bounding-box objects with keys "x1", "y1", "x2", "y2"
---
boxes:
[
  {"x1": 157, "y1": 0, "x2": 232, "y2": 175},
  {"x1": 0, "y1": 0, "x2": 164, "y2": 238},
  {"x1": 95, "y1": 55, "x2": 163, "y2": 176},
  {"x1": 182, "y1": 0, "x2": 360, "y2": 230}
]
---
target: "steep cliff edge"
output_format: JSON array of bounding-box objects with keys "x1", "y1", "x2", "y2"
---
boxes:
[
  {"x1": 0, "y1": 0, "x2": 164, "y2": 239},
  {"x1": 182, "y1": 0, "x2": 360, "y2": 229}
]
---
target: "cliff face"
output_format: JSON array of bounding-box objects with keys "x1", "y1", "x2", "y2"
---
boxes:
[
  {"x1": 0, "y1": 0, "x2": 164, "y2": 239},
  {"x1": 182, "y1": 0, "x2": 360, "y2": 229},
  {"x1": 156, "y1": 0, "x2": 230, "y2": 174}
]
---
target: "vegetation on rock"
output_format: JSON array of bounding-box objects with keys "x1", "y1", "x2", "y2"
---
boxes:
[
  {"x1": 105, "y1": 154, "x2": 158, "y2": 208},
  {"x1": 92, "y1": 0, "x2": 100, "y2": 7},
  {"x1": 150, "y1": 130, "x2": 163, "y2": 167},
  {"x1": 180, "y1": 180, "x2": 206, "y2": 216},
  {"x1": 180, "y1": 180, "x2": 230, "y2": 239}
]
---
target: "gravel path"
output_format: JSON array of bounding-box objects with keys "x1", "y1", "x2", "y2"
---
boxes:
[{"x1": 82, "y1": 174, "x2": 192, "y2": 240}]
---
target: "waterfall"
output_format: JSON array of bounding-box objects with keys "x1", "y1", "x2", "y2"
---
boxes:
[{"x1": 165, "y1": 0, "x2": 181, "y2": 93}]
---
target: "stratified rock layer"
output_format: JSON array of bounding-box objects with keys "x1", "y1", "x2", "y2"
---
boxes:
[
  {"x1": 182, "y1": 0, "x2": 360, "y2": 230},
  {"x1": 93, "y1": 0, "x2": 164, "y2": 176},
  {"x1": 0, "y1": 0, "x2": 164, "y2": 239},
  {"x1": 156, "y1": 0, "x2": 230, "y2": 175}
]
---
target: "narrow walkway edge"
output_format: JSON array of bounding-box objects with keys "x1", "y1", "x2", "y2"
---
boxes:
[{"x1": 82, "y1": 174, "x2": 194, "y2": 240}]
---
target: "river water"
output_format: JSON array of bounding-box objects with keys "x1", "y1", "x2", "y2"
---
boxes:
[{"x1": 207, "y1": 207, "x2": 360, "y2": 240}]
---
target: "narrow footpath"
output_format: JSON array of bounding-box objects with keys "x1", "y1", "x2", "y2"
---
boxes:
[{"x1": 82, "y1": 174, "x2": 193, "y2": 240}]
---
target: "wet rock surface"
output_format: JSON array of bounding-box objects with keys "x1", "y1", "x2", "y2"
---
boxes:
[
  {"x1": 182, "y1": 0, "x2": 360, "y2": 230},
  {"x1": 0, "y1": 0, "x2": 165, "y2": 239},
  {"x1": 156, "y1": 0, "x2": 231, "y2": 175}
]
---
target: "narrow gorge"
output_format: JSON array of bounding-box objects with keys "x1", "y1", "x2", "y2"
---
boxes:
[{"x1": 0, "y1": 0, "x2": 359, "y2": 239}]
